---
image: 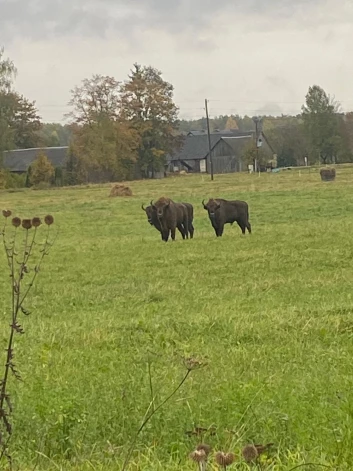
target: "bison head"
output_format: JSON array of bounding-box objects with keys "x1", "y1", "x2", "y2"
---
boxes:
[
  {"x1": 151, "y1": 198, "x2": 170, "y2": 218},
  {"x1": 142, "y1": 203, "x2": 154, "y2": 225},
  {"x1": 202, "y1": 198, "x2": 220, "y2": 218}
]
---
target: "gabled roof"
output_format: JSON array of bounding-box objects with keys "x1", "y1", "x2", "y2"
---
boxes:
[
  {"x1": 187, "y1": 129, "x2": 241, "y2": 136},
  {"x1": 221, "y1": 135, "x2": 253, "y2": 152},
  {"x1": 168, "y1": 131, "x2": 254, "y2": 162},
  {"x1": 3, "y1": 146, "x2": 69, "y2": 172}
]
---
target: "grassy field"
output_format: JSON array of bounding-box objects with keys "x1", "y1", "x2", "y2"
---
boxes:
[{"x1": 1, "y1": 168, "x2": 353, "y2": 470}]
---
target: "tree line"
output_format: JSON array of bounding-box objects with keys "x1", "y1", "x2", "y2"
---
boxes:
[{"x1": 1, "y1": 44, "x2": 353, "y2": 188}]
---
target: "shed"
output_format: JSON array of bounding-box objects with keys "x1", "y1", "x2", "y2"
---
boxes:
[{"x1": 3, "y1": 146, "x2": 69, "y2": 174}]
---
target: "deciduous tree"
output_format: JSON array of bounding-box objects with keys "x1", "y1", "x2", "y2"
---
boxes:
[
  {"x1": 302, "y1": 85, "x2": 342, "y2": 164},
  {"x1": 265, "y1": 116, "x2": 308, "y2": 166},
  {"x1": 242, "y1": 142, "x2": 267, "y2": 168},
  {"x1": 67, "y1": 75, "x2": 120, "y2": 125},
  {"x1": 119, "y1": 63, "x2": 181, "y2": 177},
  {"x1": 225, "y1": 116, "x2": 239, "y2": 130},
  {"x1": 67, "y1": 75, "x2": 139, "y2": 183},
  {"x1": 0, "y1": 91, "x2": 42, "y2": 152},
  {"x1": 39, "y1": 123, "x2": 72, "y2": 147},
  {"x1": 10, "y1": 93, "x2": 42, "y2": 148},
  {"x1": 69, "y1": 118, "x2": 139, "y2": 183},
  {"x1": 0, "y1": 47, "x2": 16, "y2": 92},
  {"x1": 0, "y1": 47, "x2": 17, "y2": 156}
]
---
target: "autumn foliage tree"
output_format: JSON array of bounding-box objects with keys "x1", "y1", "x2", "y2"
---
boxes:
[
  {"x1": 29, "y1": 150, "x2": 55, "y2": 186},
  {"x1": 67, "y1": 75, "x2": 139, "y2": 183},
  {"x1": 67, "y1": 75, "x2": 120, "y2": 125},
  {"x1": 225, "y1": 116, "x2": 239, "y2": 130},
  {"x1": 119, "y1": 64, "x2": 181, "y2": 178}
]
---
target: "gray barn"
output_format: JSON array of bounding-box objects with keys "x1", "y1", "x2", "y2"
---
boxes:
[
  {"x1": 167, "y1": 131, "x2": 273, "y2": 174},
  {"x1": 3, "y1": 146, "x2": 69, "y2": 173}
]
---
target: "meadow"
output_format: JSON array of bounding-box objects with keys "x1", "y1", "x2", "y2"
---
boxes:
[{"x1": 1, "y1": 168, "x2": 353, "y2": 470}]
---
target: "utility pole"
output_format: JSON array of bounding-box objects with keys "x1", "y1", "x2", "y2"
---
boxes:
[
  {"x1": 205, "y1": 99, "x2": 214, "y2": 180},
  {"x1": 255, "y1": 118, "x2": 259, "y2": 173},
  {"x1": 252, "y1": 116, "x2": 262, "y2": 173}
]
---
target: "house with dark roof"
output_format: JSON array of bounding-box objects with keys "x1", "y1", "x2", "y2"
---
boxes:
[
  {"x1": 167, "y1": 130, "x2": 274, "y2": 174},
  {"x1": 3, "y1": 146, "x2": 69, "y2": 173}
]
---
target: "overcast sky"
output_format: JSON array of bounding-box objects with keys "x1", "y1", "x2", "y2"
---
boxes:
[{"x1": 2, "y1": 0, "x2": 353, "y2": 123}]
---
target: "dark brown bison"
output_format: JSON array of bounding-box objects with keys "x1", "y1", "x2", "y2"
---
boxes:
[
  {"x1": 202, "y1": 198, "x2": 251, "y2": 237},
  {"x1": 141, "y1": 204, "x2": 160, "y2": 230},
  {"x1": 142, "y1": 201, "x2": 194, "y2": 240},
  {"x1": 150, "y1": 197, "x2": 189, "y2": 242},
  {"x1": 181, "y1": 202, "x2": 194, "y2": 239}
]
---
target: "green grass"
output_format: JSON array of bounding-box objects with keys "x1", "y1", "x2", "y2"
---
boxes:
[{"x1": 1, "y1": 169, "x2": 353, "y2": 470}]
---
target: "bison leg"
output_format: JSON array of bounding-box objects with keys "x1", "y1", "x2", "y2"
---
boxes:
[
  {"x1": 177, "y1": 223, "x2": 186, "y2": 239},
  {"x1": 246, "y1": 222, "x2": 252, "y2": 234},
  {"x1": 217, "y1": 225, "x2": 224, "y2": 237},
  {"x1": 161, "y1": 229, "x2": 169, "y2": 242},
  {"x1": 183, "y1": 216, "x2": 189, "y2": 240},
  {"x1": 170, "y1": 227, "x2": 176, "y2": 241},
  {"x1": 189, "y1": 223, "x2": 194, "y2": 239},
  {"x1": 211, "y1": 223, "x2": 218, "y2": 237},
  {"x1": 236, "y1": 221, "x2": 246, "y2": 235}
]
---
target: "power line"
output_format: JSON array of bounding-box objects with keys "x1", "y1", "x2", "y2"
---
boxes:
[{"x1": 35, "y1": 99, "x2": 353, "y2": 107}]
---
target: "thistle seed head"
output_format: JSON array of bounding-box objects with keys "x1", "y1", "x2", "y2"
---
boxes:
[
  {"x1": 44, "y1": 215, "x2": 54, "y2": 226},
  {"x1": 189, "y1": 449, "x2": 207, "y2": 463},
  {"x1": 32, "y1": 217, "x2": 41, "y2": 227},
  {"x1": 22, "y1": 219, "x2": 32, "y2": 230},
  {"x1": 242, "y1": 444, "x2": 258, "y2": 463},
  {"x1": 183, "y1": 356, "x2": 205, "y2": 371},
  {"x1": 12, "y1": 217, "x2": 21, "y2": 228},
  {"x1": 2, "y1": 210, "x2": 12, "y2": 218},
  {"x1": 196, "y1": 443, "x2": 211, "y2": 456},
  {"x1": 215, "y1": 452, "x2": 236, "y2": 467}
]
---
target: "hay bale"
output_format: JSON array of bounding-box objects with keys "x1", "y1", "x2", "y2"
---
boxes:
[
  {"x1": 320, "y1": 167, "x2": 336, "y2": 182},
  {"x1": 179, "y1": 170, "x2": 187, "y2": 175},
  {"x1": 109, "y1": 184, "x2": 133, "y2": 197}
]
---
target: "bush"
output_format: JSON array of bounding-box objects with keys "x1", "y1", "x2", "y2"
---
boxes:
[
  {"x1": 25, "y1": 166, "x2": 32, "y2": 187},
  {"x1": 0, "y1": 169, "x2": 26, "y2": 189},
  {"x1": 54, "y1": 167, "x2": 63, "y2": 186},
  {"x1": 29, "y1": 150, "x2": 55, "y2": 186},
  {"x1": 0, "y1": 169, "x2": 5, "y2": 189}
]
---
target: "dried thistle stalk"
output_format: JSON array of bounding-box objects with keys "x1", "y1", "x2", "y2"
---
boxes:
[{"x1": 0, "y1": 210, "x2": 56, "y2": 467}]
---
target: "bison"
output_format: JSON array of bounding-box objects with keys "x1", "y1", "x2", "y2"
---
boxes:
[
  {"x1": 141, "y1": 203, "x2": 186, "y2": 239},
  {"x1": 202, "y1": 198, "x2": 251, "y2": 237},
  {"x1": 150, "y1": 197, "x2": 189, "y2": 242},
  {"x1": 181, "y1": 202, "x2": 194, "y2": 239},
  {"x1": 141, "y1": 203, "x2": 160, "y2": 230}
]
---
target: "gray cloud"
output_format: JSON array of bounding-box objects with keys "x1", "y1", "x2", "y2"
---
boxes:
[
  {"x1": 3, "y1": 0, "x2": 353, "y2": 123},
  {"x1": 1, "y1": 0, "x2": 332, "y2": 43}
]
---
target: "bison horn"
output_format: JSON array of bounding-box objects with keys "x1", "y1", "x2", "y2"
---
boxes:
[
  {"x1": 150, "y1": 200, "x2": 154, "y2": 206},
  {"x1": 141, "y1": 203, "x2": 146, "y2": 211},
  {"x1": 202, "y1": 199, "x2": 206, "y2": 208}
]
